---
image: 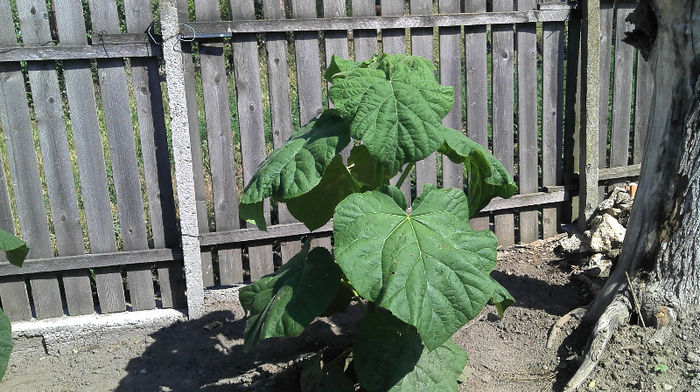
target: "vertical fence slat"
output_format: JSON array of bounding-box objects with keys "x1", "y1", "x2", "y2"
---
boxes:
[
  {"x1": 175, "y1": 0, "x2": 215, "y2": 288},
  {"x1": 231, "y1": 0, "x2": 276, "y2": 280},
  {"x1": 0, "y1": 14, "x2": 30, "y2": 318},
  {"x1": 410, "y1": 0, "x2": 436, "y2": 197},
  {"x1": 18, "y1": 0, "x2": 94, "y2": 316},
  {"x1": 439, "y1": 0, "x2": 463, "y2": 191},
  {"x1": 89, "y1": 0, "x2": 155, "y2": 311},
  {"x1": 382, "y1": 0, "x2": 410, "y2": 201},
  {"x1": 194, "y1": 0, "x2": 243, "y2": 284},
  {"x1": 0, "y1": 166, "x2": 29, "y2": 320},
  {"x1": 563, "y1": 3, "x2": 581, "y2": 225},
  {"x1": 609, "y1": 2, "x2": 635, "y2": 180},
  {"x1": 492, "y1": 0, "x2": 516, "y2": 246},
  {"x1": 293, "y1": 0, "x2": 333, "y2": 250},
  {"x1": 598, "y1": 0, "x2": 614, "y2": 176},
  {"x1": 53, "y1": 0, "x2": 125, "y2": 314},
  {"x1": 324, "y1": 0, "x2": 349, "y2": 65},
  {"x1": 262, "y1": 0, "x2": 302, "y2": 262},
  {"x1": 0, "y1": 3, "x2": 63, "y2": 320},
  {"x1": 293, "y1": 0, "x2": 324, "y2": 125},
  {"x1": 352, "y1": 0, "x2": 378, "y2": 61},
  {"x1": 542, "y1": 21, "x2": 566, "y2": 239},
  {"x1": 125, "y1": 0, "x2": 185, "y2": 308},
  {"x1": 633, "y1": 56, "x2": 653, "y2": 164},
  {"x1": 464, "y1": 0, "x2": 490, "y2": 231},
  {"x1": 516, "y1": 0, "x2": 538, "y2": 243}
]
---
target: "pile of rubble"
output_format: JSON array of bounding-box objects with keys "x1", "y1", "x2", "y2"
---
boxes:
[{"x1": 555, "y1": 183, "x2": 637, "y2": 278}]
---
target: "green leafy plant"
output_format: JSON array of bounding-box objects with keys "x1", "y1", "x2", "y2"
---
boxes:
[
  {"x1": 653, "y1": 363, "x2": 669, "y2": 374},
  {"x1": 0, "y1": 229, "x2": 29, "y2": 381},
  {"x1": 239, "y1": 53, "x2": 517, "y2": 391}
]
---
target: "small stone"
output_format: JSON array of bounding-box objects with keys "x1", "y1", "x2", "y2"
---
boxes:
[
  {"x1": 663, "y1": 383, "x2": 674, "y2": 391},
  {"x1": 588, "y1": 380, "x2": 596, "y2": 390},
  {"x1": 598, "y1": 198, "x2": 614, "y2": 211},
  {"x1": 145, "y1": 336, "x2": 155, "y2": 344},
  {"x1": 686, "y1": 352, "x2": 700, "y2": 364},
  {"x1": 615, "y1": 191, "x2": 631, "y2": 205},
  {"x1": 139, "y1": 368, "x2": 147, "y2": 374}
]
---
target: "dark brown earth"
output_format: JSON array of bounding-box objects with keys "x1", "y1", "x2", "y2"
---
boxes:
[{"x1": 2, "y1": 237, "x2": 699, "y2": 392}]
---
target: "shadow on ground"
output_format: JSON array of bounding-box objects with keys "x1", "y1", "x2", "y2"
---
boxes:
[{"x1": 116, "y1": 307, "x2": 360, "y2": 392}]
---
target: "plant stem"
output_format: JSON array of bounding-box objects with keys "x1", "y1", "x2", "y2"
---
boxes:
[
  {"x1": 395, "y1": 162, "x2": 414, "y2": 189},
  {"x1": 351, "y1": 288, "x2": 368, "y2": 314}
]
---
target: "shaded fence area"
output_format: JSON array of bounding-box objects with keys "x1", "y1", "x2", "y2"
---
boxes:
[{"x1": 0, "y1": 0, "x2": 649, "y2": 322}]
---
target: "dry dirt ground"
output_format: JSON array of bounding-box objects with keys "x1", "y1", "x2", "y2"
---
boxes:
[{"x1": 2, "y1": 238, "x2": 699, "y2": 392}]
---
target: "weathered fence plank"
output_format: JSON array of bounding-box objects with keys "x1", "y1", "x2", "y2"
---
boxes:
[
  {"x1": 352, "y1": 0, "x2": 378, "y2": 61},
  {"x1": 411, "y1": 0, "x2": 436, "y2": 197},
  {"x1": 382, "y1": 0, "x2": 411, "y2": 201},
  {"x1": 492, "y1": 0, "x2": 516, "y2": 246},
  {"x1": 0, "y1": 56, "x2": 30, "y2": 320},
  {"x1": 0, "y1": 2, "x2": 63, "y2": 320},
  {"x1": 262, "y1": 0, "x2": 302, "y2": 262},
  {"x1": 292, "y1": 0, "x2": 333, "y2": 251},
  {"x1": 53, "y1": 0, "x2": 126, "y2": 314},
  {"x1": 542, "y1": 21, "x2": 566, "y2": 239},
  {"x1": 176, "y1": 0, "x2": 215, "y2": 288},
  {"x1": 231, "y1": 0, "x2": 275, "y2": 280},
  {"x1": 439, "y1": 0, "x2": 463, "y2": 191},
  {"x1": 293, "y1": 0, "x2": 324, "y2": 124},
  {"x1": 464, "y1": 0, "x2": 490, "y2": 232},
  {"x1": 18, "y1": 0, "x2": 94, "y2": 316},
  {"x1": 609, "y1": 3, "x2": 635, "y2": 180},
  {"x1": 633, "y1": 56, "x2": 653, "y2": 164},
  {"x1": 184, "y1": 9, "x2": 573, "y2": 35},
  {"x1": 598, "y1": 0, "x2": 614, "y2": 175},
  {"x1": 89, "y1": 0, "x2": 155, "y2": 311},
  {"x1": 125, "y1": 0, "x2": 185, "y2": 308},
  {"x1": 194, "y1": 0, "x2": 243, "y2": 284},
  {"x1": 516, "y1": 0, "x2": 539, "y2": 243}
]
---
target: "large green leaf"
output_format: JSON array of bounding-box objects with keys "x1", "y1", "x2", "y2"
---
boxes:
[
  {"x1": 333, "y1": 185, "x2": 498, "y2": 350},
  {"x1": 439, "y1": 127, "x2": 517, "y2": 218},
  {"x1": 328, "y1": 54, "x2": 453, "y2": 173},
  {"x1": 239, "y1": 243, "x2": 342, "y2": 349},
  {"x1": 347, "y1": 144, "x2": 396, "y2": 189},
  {"x1": 354, "y1": 311, "x2": 467, "y2": 392},
  {"x1": 353, "y1": 311, "x2": 423, "y2": 391},
  {"x1": 240, "y1": 111, "x2": 351, "y2": 230},
  {"x1": 0, "y1": 229, "x2": 28, "y2": 267},
  {"x1": 286, "y1": 155, "x2": 356, "y2": 231},
  {"x1": 0, "y1": 310, "x2": 12, "y2": 381}
]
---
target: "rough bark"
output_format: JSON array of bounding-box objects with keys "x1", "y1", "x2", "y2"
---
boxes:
[{"x1": 587, "y1": 0, "x2": 700, "y2": 323}]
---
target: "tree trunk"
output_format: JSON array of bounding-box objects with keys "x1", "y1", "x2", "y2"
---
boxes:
[{"x1": 588, "y1": 0, "x2": 700, "y2": 323}]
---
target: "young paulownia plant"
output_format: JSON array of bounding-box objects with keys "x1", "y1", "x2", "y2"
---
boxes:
[{"x1": 238, "y1": 53, "x2": 517, "y2": 391}]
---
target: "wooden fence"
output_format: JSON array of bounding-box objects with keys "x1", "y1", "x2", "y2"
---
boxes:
[{"x1": 0, "y1": 0, "x2": 649, "y2": 321}]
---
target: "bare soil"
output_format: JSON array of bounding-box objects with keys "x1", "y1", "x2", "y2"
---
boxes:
[{"x1": 2, "y1": 238, "x2": 699, "y2": 392}]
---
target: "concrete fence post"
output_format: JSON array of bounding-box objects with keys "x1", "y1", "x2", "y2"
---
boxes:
[
  {"x1": 578, "y1": 0, "x2": 601, "y2": 230},
  {"x1": 159, "y1": 0, "x2": 205, "y2": 318}
]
